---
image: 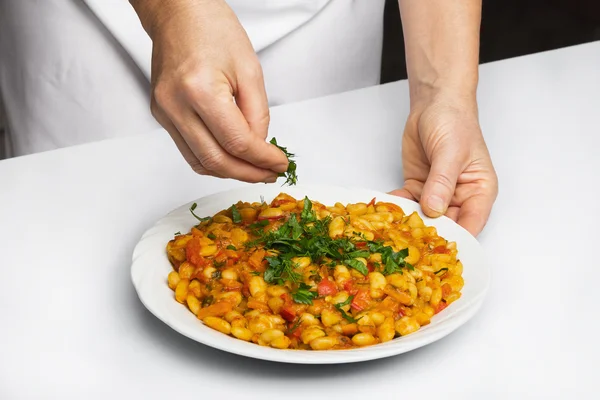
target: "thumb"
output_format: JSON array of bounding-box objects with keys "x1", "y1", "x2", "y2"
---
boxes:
[{"x1": 420, "y1": 151, "x2": 464, "y2": 218}]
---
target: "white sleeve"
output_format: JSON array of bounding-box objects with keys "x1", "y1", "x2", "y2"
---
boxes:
[{"x1": 82, "y1": 0, "x2": 332, "y2": 79}]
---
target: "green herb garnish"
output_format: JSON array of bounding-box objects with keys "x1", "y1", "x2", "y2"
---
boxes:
[
  {"x1": 334, "y1": 296, "x2": 359, "y2": 323},
  {"x1": 369, "y1": 242, "x2": 413, "y2": 274},
  {"x1": 263, "y1": 256, "x2": 302, "y2": 285},
  {"x1": 207, "y1": 232, "x2": 216, "y2": 240},
  {"x1": 291, "y1": 282, "x2": 317, "y2": 305},
  {"x1": 174, "y1": 231, "x2": 182, "y2": 236},
  {"x1": 230, "y1": 204, "x2": 242, "y2": 224},
  {"x1": 249, "y1": 219, "x2": 269, "y2": 229},
  {"x1": 344, "y1": 259, "x2": 368, "y2": 276},
  {"x1": 202, "y1": 295, "x2": 214, "y2": 307},
  {"x1": 246, "y1": 196, "x2": 413, "y2": 287},
  {"x1": 190, "y1": 203, "x2": 211, "y2": 222},
  {"x1": 434, "y1": 267, "x2": 449, "y2": 275},
  {"x1": 226, "y1": 245, "x2": 237, "y2": 251},
  {"x1": 270, "y1": 137, "x2": 297, "y2": 186},
  {"x1": 287, "y1": 318, "x2": 303, "y2": 334}
]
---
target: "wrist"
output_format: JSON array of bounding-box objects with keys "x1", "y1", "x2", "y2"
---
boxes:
[{"x1": 409, "y1": 77, "x2": 478, "y2": 112}]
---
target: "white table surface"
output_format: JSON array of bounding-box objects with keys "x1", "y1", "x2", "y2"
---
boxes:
[{"x1": 1, "y1": 41, "x2": 599, "y2": 399}]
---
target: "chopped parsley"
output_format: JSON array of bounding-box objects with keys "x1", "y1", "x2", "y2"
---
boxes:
[
  {"x1": 247, "y1": 196, "x2": 413, "y2": 286},
  {"x1": 230, "y1": 204, "x2": 242, "y2": 224},
  {"x1": 202, "y1": 295, "x2": 214, "y2": 307},
  {"x1": 344, "y1": 259, "x2": 368, "y2": 276},
  {"x1": 291, "y1": 283, "x2": 317, "y2": 305},
  {"x1": 334, "y1": 296, "x2": 360, "y2": 323},
  {"x1": 434, "y1": 267, "x2": 449, "y2": 275},
  {"x1": 270, "y1": 137, "x2": 297, "y2": 186},
  {"x1": 190, "y1": 202, "x2": 211, "y2": 222},
  {"x1": 226, "y1": 245, "x2": 237, "y2": 251},
  {"x1": 207, "y1": 232, "x2": 216, "y2": 240},
  {"x1": 263, "y1": 256, "x2": 302, "y2": 285},
  {"x1": 287, "y1": 318, "x2": 302, "y2": 334},
  {"x1": 368, "y1": 242, "x2": 413, "y2": 274}
]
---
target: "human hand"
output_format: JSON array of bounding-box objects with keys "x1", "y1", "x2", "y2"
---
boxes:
[
  {"x1": 135, "y1": 0, "x2": 288, "y2": 182},
  {"x1": 390, "y1": 92, "x2": 498, "y2": 236}
]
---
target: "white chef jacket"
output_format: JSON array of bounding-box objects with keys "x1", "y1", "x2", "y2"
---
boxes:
[{"x1": 0, "y1": 0, "x2": 385, "y2": 158}]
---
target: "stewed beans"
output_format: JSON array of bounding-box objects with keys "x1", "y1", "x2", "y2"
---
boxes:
[{"x1": 166, "y1": 193, "x2": 464, "y2": 350}]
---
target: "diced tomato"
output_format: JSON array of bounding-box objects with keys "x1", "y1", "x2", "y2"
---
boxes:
[
  {"x1": 350, "y1": 290, "x2": 371, "y2": 311},
  {"x1": 226, "y1": 259, "x2": 235, "y2": 267},
  {"x1": 343, "y1": 280, "x2": 357, "y2": 295},
  {"x1": 185, "y1": 238, "x2": 202, "y2": 266},
  {"x1": 317, "y1": 279, "x2": 338, "y2": 296},
  {"x1": 290, "y1": 327, "x2": 303, "y2": 339},
  {"x1": 355, "y1": 241, "x2": 367, "y2": 249},
  {"x1": 434, "y1": 301, "x2": 448, "y2": 314},
  {"x1": 280, "y1": 306, "x2": 297, "y2": 322},
  {"x1": 441, "y1": 283, "x2": 452, "y2": 298},
  {"x1": 343, "y1": 281, "x2": 352, "y2": 291},
  {"x1": 433, "y1": 245, "x2": 450, "y2": 254},
  {"x1": 280, "y1": 293, "x2": 293, "y2": 304},
  {"x1": 241, "y1": 284, "x2": 251, "y2": 298},
  {"x1": 367, "y1": 197, "x2": 376, "y2": 207},
  {"x1": 367, "y1": 264, "x2": 374, "y2": 273}
]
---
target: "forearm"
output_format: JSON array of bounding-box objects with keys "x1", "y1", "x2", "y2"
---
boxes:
[
  {"x1": 399, "y1": 0, "x2": 481, "y2": 105},
  {"x1": 129, "y1": 0, "x2": 194, "y2": 38}
]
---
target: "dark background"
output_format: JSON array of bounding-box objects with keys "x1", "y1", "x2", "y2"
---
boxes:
[{"x1": 381, "y1": 0, "x2": 600, "y2": 83}]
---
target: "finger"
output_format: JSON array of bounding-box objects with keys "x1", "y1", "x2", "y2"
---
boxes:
[
  {"x1": 389, "y1": 179, "x2": 424, "y2": 202},
  {"x1": 235, "y1": 62, "x2": 270, "y2": 140},
  {"x1": 445, "y1": 206, "x2": 460, "y2": 222},
  {"x1": 151, "y1": 102, "x2": 221, "y2": 177},
  {"x1": 162, "y1": 103, "x2": 279, "y2": 183},
  {"x1": 388, "y1": 188, "x2": 416, "y2": 201},
  {"x1": 187, "y1": 76, "x2": 288, "y2": 173},
  {"x1": 456, "y1": 194, "x2": 495, "y2": 236},
  {"x1": 420, "y1": 151, "x2": 466, "y2": 218}
]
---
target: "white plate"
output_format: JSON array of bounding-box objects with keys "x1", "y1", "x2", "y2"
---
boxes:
[{"x1": 131, "y1": 184, "x2": 490, "y2": 364}]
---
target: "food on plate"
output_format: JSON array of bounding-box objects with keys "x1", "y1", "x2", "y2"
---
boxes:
[{"x1": 166, "y1": 193, "x2": 464, "y2": 350}]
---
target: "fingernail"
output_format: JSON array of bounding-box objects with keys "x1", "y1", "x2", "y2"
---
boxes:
[
  {"x1": 426, "y1": 195, "x2": 446, "y2": 214},
  {"x1": 264, "y1": 175, "x2": 278, "y2": 184}
]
